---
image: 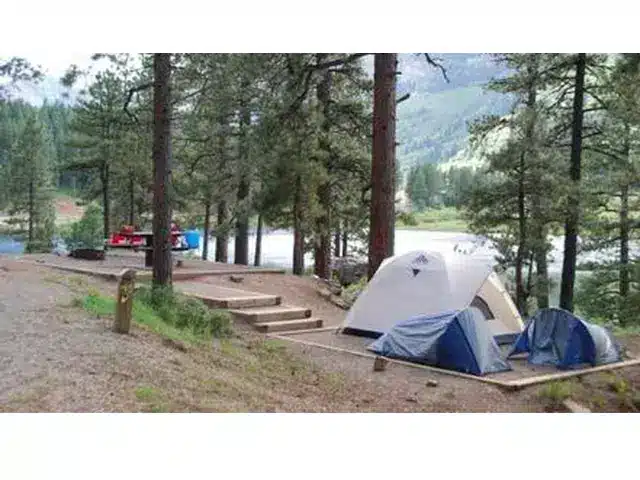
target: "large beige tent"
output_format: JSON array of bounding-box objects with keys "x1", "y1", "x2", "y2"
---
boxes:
[{"x1": 341, "y1": 250, "x2": 524, "y2": 344}]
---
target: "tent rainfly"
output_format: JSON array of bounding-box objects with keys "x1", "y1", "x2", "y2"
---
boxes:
[
  {"x1": 341, "y1": 250, "x2": 524, "y2": 344},
  {"x1": 368, "y1": 307, "x2": 511, "y2": 376},
  {"x1": 508, "y1": 308, "x2": 621, "y2": 369}
]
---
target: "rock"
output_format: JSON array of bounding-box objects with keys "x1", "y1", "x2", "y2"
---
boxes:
[
  {"x1": 426, "y1": 380, "x2": 439, "y2": 388},
  {"x1": 162, "y1": 337, "x2": 188, "y2": 352},
  {"x1": 229, "y1": 275, "x2": 244, "y2": 283},
  {"x1": 405, "y1": 396, "x2": 418, "y2": 403},
  {"x1": 331, "y1": 256, "x2": 368, "y2": 286}
]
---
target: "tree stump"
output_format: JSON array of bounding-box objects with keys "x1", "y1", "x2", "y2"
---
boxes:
[{"x1": 114, "y1": 268, "x2": 136, "y2": 334}]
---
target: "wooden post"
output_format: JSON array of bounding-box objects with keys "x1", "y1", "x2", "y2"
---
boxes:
[
  {"x1": 114, "y1": 268, "x2": 136, "y2": 334},
  {"x1": 373, "y1": 356, "x2": 388, "y2": 372}
]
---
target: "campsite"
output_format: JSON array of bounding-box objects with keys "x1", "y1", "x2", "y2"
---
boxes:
[{"x1": 2, "y1": 52, "x2": 640, "y2": 413}]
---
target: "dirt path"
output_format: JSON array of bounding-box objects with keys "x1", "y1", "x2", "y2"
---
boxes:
[{"x1": 1, "y1": 258, "x2": 638, "y2": 412}]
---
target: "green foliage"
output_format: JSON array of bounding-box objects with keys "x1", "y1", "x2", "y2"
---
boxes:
[
  {"x1": 396, "y1": 211, "x2": 418, "y2": 226},
  {"x1": 80, "y1": 286, "x2": 232, "y2": 343},
  {"x1": 342, "y1": 276, "x2": 368, "y2": 305},
  {"x1": 135, "y1": 285, "x2": 232, "y2": 338},
  {"x1": 60, "y1": 203, "x2": 104, "y2": 250},
  {"x1": 538, "y1": 381, "x2": 574, "y2": 405},
  {"x1": 575, "y1": 263, "x2": 640, "y2": 328},
  {"x1": 402, "y1": 206, "x2": 468, "y2": 232},
  {"x1": 2, "y1": 108, "x2": 56, "y2": 252}
]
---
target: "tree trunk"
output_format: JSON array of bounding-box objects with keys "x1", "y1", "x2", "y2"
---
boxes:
[
  {"x1": 234, "y1": 176, "x2": 250, "y2": 265},
  {"x1": 293, "y1": 175, "x2": 305, "y2": 276},
  {"x1": 234, "y1": 83, "x2": 251, "y2": 265},
  {"x1": 515, "y1": 152, "x2": 527, "y2": 315},
  {"x1": 151, "y1": 53, "x2": 173, "y2": 288},
  {"x1": 254, "y1": 212, "x2": 263, "y2": 266},
  {"x1": 368, "y1": 53, "x2": 398, "y2": 280},
  {"x1": 334, "y1": 228, "x2": 341, "y2": 258},
  {"x1": 620, "y1": 183, "x2": 630, "y2": 298},
  {"x1": 128, "y1": 174, "x2": 135, "y2": 226},
  {"x1": 28, "y1": 179, "x2": 34, "y2": 245},
  {"x1": 102, "y1": 165, "x2": 110, "y2": 241},
  {"x1": 535, "y1": 247, "x2": 549, "y2": 309},
  {"x1": 342, "y1": 231, "x2": 348, "y2": 257},
  {"x1": 313, "y1": 55, "x2": 332, "y2": 279},
  {"x1": 313, "y1": 182, "x2": 331, "y2": 278},
  {"x1": 215, "y1": 200, "x2": 228, "y2": 263},
  {"x1": 523, "y1": 55, "x2": 549, "y2": 310},
  {"x1": 202, "y1": 199, "x2": 210, "y2": 261},
  {"x1": 559, "y1": 53, "x2": 587, "y2": 312}
]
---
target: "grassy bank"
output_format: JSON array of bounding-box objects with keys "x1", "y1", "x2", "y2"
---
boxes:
[
  {"x1": 397, "y1": 207, "x2": 468, "y2": 232},
  {"x1": 77, "y1": 285, "x2": 232, "y2": 344}
]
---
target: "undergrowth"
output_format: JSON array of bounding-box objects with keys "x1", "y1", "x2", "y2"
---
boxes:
[{"x1": 79, "y1": 284, "x2": 232, "y2": 343}]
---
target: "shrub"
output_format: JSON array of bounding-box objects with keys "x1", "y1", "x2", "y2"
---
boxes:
[
  {"x1": 397, "y1": 211, "x2": 419, "y2": 226},
  {"x1": 61, "y1": 204, "x2": 104, "y2": 250},
  {"x1": 135, "y1": 285, "x2": 232, "y2": 338}
]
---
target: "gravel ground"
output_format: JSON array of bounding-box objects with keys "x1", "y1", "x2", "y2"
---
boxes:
[
  {"x1": 18, "y1": 252, "x2": 283, "y2": 274},
  {"x1": 2, "y1": 257, "x2": 639, "y2": 412}
]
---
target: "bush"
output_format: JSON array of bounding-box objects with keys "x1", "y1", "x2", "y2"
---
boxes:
[
  {"x1": 575, "y1": 264, "x2": 640, "y2": 329},
  {"x1": 397, "y1": 211, "x2": 419, "y2": 226},
  {"x1": 61, "y1": 204, "x2": 104, "y2": 250},
  {"x1": 342, "y1": 276, "x2": 368, "y2": 306},
  {"x1": 135, "y1": 285, "x2": 232, "y2": 338}
]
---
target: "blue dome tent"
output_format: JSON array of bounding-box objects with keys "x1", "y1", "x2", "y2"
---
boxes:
[
  {"x1": 367, "y1": 307, "x2": 511, "y2": 376},
  {"x1": 508, "y1": 308, "x2": 621, "y2": 369}
]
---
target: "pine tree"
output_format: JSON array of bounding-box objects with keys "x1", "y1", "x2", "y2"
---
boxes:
[{"x1": 6, "y1": 111, "x2": 55, "y2": 251}]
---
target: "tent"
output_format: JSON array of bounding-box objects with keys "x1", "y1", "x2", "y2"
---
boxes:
[
  {"x1": 367, "y1": 307, "x2": 511, "y2": 376},
  {"x1": 508, "y1": 308, "x2": 621, "y2": 369},
  {"x1": 341, "y1": 250, "x2": 524, "y2": 344}
]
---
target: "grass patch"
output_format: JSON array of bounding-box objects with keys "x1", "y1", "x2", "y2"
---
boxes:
[
  {"x1": 134, "y1": 386, "x2": 161, "y2": 402},
  {"x1": 538, "y1": 381, "x2": 574, "y2": 410},
  {"x1": 78, "y1": 285, "x2": 232, "y2": 344},
  {"x1": 134, "y1": 386, "x2": 167, "y2": 412},
  {"x1": 397, "y1": 207, "x2": 468, "y2": 232}
]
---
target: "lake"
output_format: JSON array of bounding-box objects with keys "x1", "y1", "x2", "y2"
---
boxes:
[{"x1": 2, "y1": 228, "x2": 636, "y2": 307}]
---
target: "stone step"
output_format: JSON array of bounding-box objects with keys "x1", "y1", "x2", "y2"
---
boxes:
[
  {"x1": 228, "y1": 305, "x2": 312, "y2": 324},
  {"x1": 185, "y1": 292, "x2": 282, "y2": 309},
  {"x1": 253, "y1": 318, "x2": 324, "y2": 333}
]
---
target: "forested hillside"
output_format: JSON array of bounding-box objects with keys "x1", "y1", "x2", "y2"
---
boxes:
[{"x1": 394, "y1": 53, "x2": 512, "y2": 170}]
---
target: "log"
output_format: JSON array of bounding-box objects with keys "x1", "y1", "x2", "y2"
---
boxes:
[{"x1": 114, "y1": 268, "x2": 136, "y2": 334}]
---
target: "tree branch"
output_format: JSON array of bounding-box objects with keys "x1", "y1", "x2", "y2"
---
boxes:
[
  {"x1": 311, "y1": 54, "x2": 369, "y2": 71},
  {"x1": 423, "y1": 54, "x2": 449, "y2": 83},
  {"x1": 397, "y1": 93, "x2": 411, "y2": 104},
  {"x1": 123, "y1": 82, "x2": 153, "y2": 122}
]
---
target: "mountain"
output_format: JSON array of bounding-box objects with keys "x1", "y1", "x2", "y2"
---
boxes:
[{"x1": 394, "y1": 53, "x2": 513, "y2": 172}]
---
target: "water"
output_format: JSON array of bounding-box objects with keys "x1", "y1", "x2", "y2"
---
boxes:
[
  {"x1": 4, "y1": 228, "x2": 636, "y2": 307},
  {"x1": 0, "y1": 234, "x2": 25, "y2": 255},
  {"x1": 193, "y1": 228, "x2": 638, "y2": 272}
]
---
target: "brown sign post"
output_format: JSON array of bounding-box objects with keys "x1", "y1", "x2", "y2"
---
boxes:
[{"x1": 114, "y1": 268, "x2": 136, "y2": 334}]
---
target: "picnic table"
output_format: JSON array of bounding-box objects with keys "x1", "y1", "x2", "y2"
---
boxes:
[{"x1": 107, "y1": 230, "x2": 191, "y2": 267}]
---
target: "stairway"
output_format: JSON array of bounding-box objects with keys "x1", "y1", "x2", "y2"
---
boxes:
[{"x1": 176, "y1": 281, "x2": 324, "y2": 333}]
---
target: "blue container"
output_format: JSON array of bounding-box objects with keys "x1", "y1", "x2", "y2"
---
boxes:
[{"x1": 184, "y1": 230, "x2": 200, "y2": 249}]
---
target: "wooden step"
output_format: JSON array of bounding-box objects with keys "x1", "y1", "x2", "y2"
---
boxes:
[
  {"x1": 228, "y1": 306, "x2": 311, "y2": 323},
  {"x1": 253, "y1": 318, "x2": 324, "y2": 333},
  {"x1": 185, "y1": 293, "x2": 282, "y2": 309}
]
